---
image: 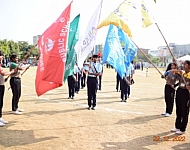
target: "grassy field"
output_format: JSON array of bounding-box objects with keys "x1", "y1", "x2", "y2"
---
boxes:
[{"x1": 0, "y1": 67, "x2": 189, "y2": 150}]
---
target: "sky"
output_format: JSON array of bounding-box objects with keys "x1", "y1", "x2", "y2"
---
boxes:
[{"x1": 0, "y1": 0, "x2": 190, "y2": 50}]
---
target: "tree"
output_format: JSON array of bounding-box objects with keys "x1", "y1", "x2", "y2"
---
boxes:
[{"x1": 0, "y1": 39, "x2": 38, "y2": 59}]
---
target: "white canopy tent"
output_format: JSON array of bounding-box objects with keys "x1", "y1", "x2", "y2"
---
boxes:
[{"x1": 177, "y1": 55, "x2": 190, "y2": 61}]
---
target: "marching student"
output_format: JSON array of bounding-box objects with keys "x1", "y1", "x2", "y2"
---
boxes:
[
  {"x1": 116, "y1": 72, "x2": 121, "y2": 92},
  {"x1": 67, "y1": 64, "x2": 78, "y2": 99},
  {"x1": 9, "y1": 54, "x2": 28, "y2": 115},
  {"x1": 127, "y1": 61, "x2": 135, "y2": 98},
  {"x1": 161, "y1": 62, "x2": 178, "y2": 117},
  {"x1": 120, "y1": 67, "x2": 131, "y2": 102},
  {"x1": 98, "y1": 56, "x2": 103, "y2": 90},
  {"x1": 87, "y1": 55, "x2": 101, "y2": 110},
  {"x1": 0, "y1": 51, "x2": 14, "y2": 126},
  {"x1": 75, "y1": 63, "x2": 81, "y2": 94},
  {"x1": 81, "y1": 61, "x2": 89, "y2": 89},
  {"x1": 170, "y1": 60, "x2": 190, "y2": 135}
]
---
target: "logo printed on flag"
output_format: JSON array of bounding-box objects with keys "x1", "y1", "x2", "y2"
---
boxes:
[
  {"x1": 75, "y1": 0, "x2": 103, "y2": 69},
  {"x1": 64, "y1": 14, "x2": 80, "y2": 82},
  {"x1": 45, "y1": 38, "x2": 55, "y2": 54},
  {"x1": 98, "y1": 0, "x2": 142, "y2": 37},
  {"x1": 117, "y1": 26, "x2": 137, "y2": 67},
  {"x1": 35, "y1": 2, "x2": 72, "y2": 96},
  {"x1": 102, "y1": 24, "x2": 126, "y2": 79}
]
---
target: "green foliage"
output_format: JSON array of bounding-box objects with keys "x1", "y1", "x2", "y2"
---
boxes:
[
  {"x1": 0, "y1": 39, "x2": 38, "y2": 59},
  {"x1": 150, "y1": 57, "x2": 160, "y2": 64},
  {"x1": 136, "y1": 53, "x2": 153, "y2": 62}
]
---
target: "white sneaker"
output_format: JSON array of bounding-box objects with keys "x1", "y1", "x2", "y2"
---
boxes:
[
  {"x1": 171, "y1": 128, "x2": 180, "y2": 132},
  {"x1": 176, "y1": 130, "x2": 185, "y2": 135},
  {"x1": 12, "y1": 110, "x2": 22, "y2": 115},
  {"x1": 0, "y1": 122, "x2": 5, "y2": 127},
  {"x1": 161, "y1": 112, "x2": 166, "y2": 115},
  {"x1": 0, "y1": 118, "x2": 8, "y2": 124},
  {"x1": 164, "y1": 113, "x2": 171, "y2": 117},
  {"x1": 17, "y1": 108, "x2": 24, "y2": 112}
]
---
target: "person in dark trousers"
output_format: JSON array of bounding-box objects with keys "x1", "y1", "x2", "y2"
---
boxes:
[
  {"x1": 75, "y1": 63, "x2": 81, "y2": 94},
  {"x1": 127, "y1": 61, "x2": 134, "y2": 98},
  {"x1": 0, "y1": 51, "x2": 14, "y2": 126},
  {"x1": 171, "y1": 60, "x2": 190, "y2": 135},
  {"x1": 9, "y1": 54, "x2": 28, "y2": 115},
  {"x1": 141, "y1": 60, "x2": 144, "y2": 71},
  {"x1": 87, "y1": 55, "x2": 100, "y2": 110},
  {"x1": 116, "y1": 72, "x2": 121, "y2": 92},
  {"x1": 120, "y1": 73, "x2": 130, "y2": 102},
  {"x1": 67, "y1": 65, "x2": 78, "y2": 99},
  {"x1": 98, "y1": 56, "x2": 103, "y2": 90},
  {"x1": 161, "y1": 62, "x2": 178, "y2": 117},
  {"x1": 81, "y1": 62, "x2": 88, "y2": 89}
]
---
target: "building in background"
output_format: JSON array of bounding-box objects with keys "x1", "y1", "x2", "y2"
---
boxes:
[
  {"x1": 33, "y1": 35, "x2": 41, "y2": 45},
  {"x1": 169, "y1": 43, "x2": 190, "y2": 58}
]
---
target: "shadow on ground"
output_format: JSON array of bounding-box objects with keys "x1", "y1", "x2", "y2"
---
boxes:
[
  {"x1": 115, "y1": 115, "x2": 163, "y2": 125},
  {"x1": 133, "y1": 96, "x2": 164, "y2": 102},
  {"x1": 101, "y1": 131, "x2": 175, "y2": 150},
  {"x1": 0, "y1": 122, "x2": 58, "y2": 147}
]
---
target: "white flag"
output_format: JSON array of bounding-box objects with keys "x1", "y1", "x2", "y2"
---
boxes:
[{"x1": 75, "y1": 0, "x2": 103, "y2": 69}]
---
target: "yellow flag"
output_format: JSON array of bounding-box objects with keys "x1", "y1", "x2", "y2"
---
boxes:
[
  {"x1": 98, "y1": 0, "x2": 154, "y2": 37},
  {"x1": 141, "y1": 0, "x2": 155, "y2": 28},
  {"x1": 98, "y1": 0, "x2": 142, "y2": 37}
]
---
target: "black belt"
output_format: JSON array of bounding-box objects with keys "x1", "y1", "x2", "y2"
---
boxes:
[{"x1": 11, "y1": 77, "x2": 21, "y2": 79}]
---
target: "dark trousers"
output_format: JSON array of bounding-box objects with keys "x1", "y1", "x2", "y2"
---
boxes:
[
  {"x1": 120, "y1": 79, "x2": 129, "y2": 100},
  {"x1": 175, "y1": 88, "x2": 189, "y2": 132},
  {"x1": 116, "y1": 74, "x2": 121, "y2": 91},
  {"x1": 128, "y1": 86, "x2": 130, "y2": 97},
  {"x1": 76, "y1": 74, "x2": 81, "y2": 92},
  {"x1": 99, "y1": 75, "x2": 102, "y2": 90},
  {"x1": 87, "y1": 77, "x2": 97, "y2": 107},
  {"x1": 10, "y1": 78, "x2": 21, "y2": 111},
  {"x1": 81, "y1": 73, "x2": 86, "y2": 88},
  {"x1": 0, "y1": 85, "x2": 5, "y2": 118},
  {"x1": 68, "y1": 76, "x2": 75, "y2": 97},
  {"x1": 164, "y1": 84, "x2": 175, "y2": 114}
]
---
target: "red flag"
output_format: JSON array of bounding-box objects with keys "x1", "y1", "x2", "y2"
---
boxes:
[{"x1": 35, "y1": 2, "x2": 72, "y2": 96}]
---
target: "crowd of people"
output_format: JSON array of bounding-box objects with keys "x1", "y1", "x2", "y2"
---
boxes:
[
  {"x1": 0, "y1": 50, "x2": 190, "y2": 135},
  {"x1": 0, "y1": 51, "x2": 29, "y2": 127},
  {"x1": 67, "y1": 54, "x2": 103, "y2": 110}
]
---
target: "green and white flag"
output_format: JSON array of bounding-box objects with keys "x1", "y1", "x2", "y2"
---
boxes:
[{"x1": 64, "y1": 14, "x2": 80, "y2": 82}]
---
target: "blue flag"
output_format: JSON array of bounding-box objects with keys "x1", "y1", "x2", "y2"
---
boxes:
[
  {"x1": 102, "y1": 24, "x2": 126, "y2": 79},
  {"x1": 118, "y1": 27, "x2": 137, "y2": 68}
]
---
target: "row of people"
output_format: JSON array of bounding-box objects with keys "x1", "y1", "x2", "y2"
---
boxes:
[
  {"x1": 0, "y1": 52, "x2": 28, "y2": 127},
  {"x1": 67, "y1": 55, "x2": 103, "y2": 110},
  {"x1": 161, "y1": 61, "x2": 190, "y2": 135}
]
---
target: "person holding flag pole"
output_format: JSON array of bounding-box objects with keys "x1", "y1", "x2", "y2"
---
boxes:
[
  {"x1": 0, "y1": 51, "x2": 15, "y2": 126},
  {"x1": 9, "y1": 54, "x2": 29, "y2": 115},
  {"x1": 87, "y1": 54, "x2": 101, "y2": 110}
]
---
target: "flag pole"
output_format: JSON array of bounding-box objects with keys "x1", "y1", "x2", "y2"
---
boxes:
[
  {"x1": 133, "y1": 41, "x2": 176, "y2": 89},
  {"x1": 155, "y1": 23, "x2": 176, "y2": 61},
  {"x1": 155, "y1": 23, "x2": 188, "y2": 85},
  {"x1": 8, "y1": 55, "x2": 40, "y2": 90},
  {"x1": 5, "y1": 43, "x2": 38, "y2": 82}
]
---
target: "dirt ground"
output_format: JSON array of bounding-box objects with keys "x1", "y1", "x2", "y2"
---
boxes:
[{"x1": 0, "y1": 67, "x2": 189, "y2": 150}]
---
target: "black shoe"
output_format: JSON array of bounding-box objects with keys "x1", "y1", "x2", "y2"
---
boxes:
[
  {"x1": 71, "y1": 96, "x2": 74, "y2": 99},
  {"x1": 88, "y1": 107, "x2": 91, "y2": 110},
  {"x1": 121, "y1": 99, "x2": 123, "y2": 102},
  {"x1": 124, "y1": 100, "x2": 127, "y2": 102},
  {"x1": 68, "y1": 97, "x2": 71, "y2": 99},
  {"x1": 92, "y1": 107, "x2": 95, "y2": 110}
]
